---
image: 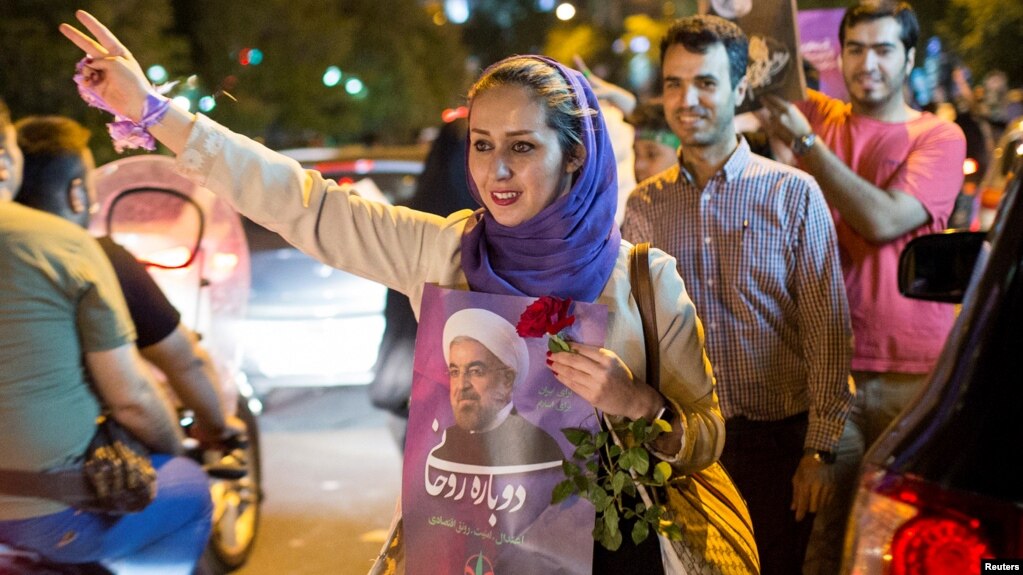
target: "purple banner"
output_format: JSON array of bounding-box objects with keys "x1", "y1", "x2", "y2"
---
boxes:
[
  {"x1": 403, "y1": 285, "x2": 606, "y2": 575},
  {"x1": 798, "y1": 8, "x2": 848, "y2": 102}
]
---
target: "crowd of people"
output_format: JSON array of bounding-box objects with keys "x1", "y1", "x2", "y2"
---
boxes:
[{"x1": 0, "y1": 0, "x2": 998, "y2": 572}]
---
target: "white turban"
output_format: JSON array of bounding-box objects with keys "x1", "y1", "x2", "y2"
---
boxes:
[{"x1": 442, "y1": 308, "x2": 530, "y2": 388}]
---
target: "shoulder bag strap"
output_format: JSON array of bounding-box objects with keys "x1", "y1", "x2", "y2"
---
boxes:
[{"x1": 629, "y1": 242, "x2": 660, "y2": 391}]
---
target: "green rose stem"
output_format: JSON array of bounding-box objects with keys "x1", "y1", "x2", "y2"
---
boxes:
[{"x1": 547, "y1": 332, "x2": 572, "y2": 353}]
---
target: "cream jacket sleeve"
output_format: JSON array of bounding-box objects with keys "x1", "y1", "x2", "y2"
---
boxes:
[{"x1": 175, "y1": 114, "x2": 470, "y2": 311}]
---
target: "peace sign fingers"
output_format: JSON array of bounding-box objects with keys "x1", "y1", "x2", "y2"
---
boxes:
[{"x1": 59, "y1": 10, "x2": 129, "y2": 59}]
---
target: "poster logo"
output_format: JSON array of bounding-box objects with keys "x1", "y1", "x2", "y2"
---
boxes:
[{"x1": 464, "y1": 551, "x2": 495, "y2": 575}]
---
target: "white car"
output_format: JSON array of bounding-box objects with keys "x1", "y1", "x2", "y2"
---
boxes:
[{"x1": 240, "y1": 149, "x2": 424, "y2": 393}]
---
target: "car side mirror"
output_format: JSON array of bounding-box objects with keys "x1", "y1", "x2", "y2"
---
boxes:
[{"x1": 898, "y1": 231, "x2": 987, "y2": 304}]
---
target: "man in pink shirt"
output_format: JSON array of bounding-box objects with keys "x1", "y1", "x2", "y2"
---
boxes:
[{"x1": 758, "y1": 1, "x2": 966, "y2": 572}]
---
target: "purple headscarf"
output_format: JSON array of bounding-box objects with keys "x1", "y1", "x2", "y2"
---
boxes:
[{"x1": 459, "y1": 56, "x2": 621, "y2": 304}]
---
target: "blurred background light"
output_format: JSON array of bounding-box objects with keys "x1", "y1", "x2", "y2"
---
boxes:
[
  {"x1": 198, "y1": 96, "x2": 216, "y2": 113},
  {"x1": 323, "y1": 66, "x2": 342, "y2": 87},
  {"x1": 172, "y1": 95, "x2": 192, "y2": 111},
  {"x1": 444, "y1": 0, "x2": 469, "y2": 24},
  {"x1": 629, "y1": 36, "x2": 651, "y2": 54},
  {"x1": 146, "y1": 64, "x2": 168, "y2": 84},
  {"x1": 344, "y1": 78, "x2": 364, "y2": 95},
  {"x1": 555, "y1": 3, "x2": 576, "y2": 21}
]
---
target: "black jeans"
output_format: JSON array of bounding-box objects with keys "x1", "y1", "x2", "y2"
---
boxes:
[{"x1": 719, "y1": 412, "x2": 814, "y2": 575}]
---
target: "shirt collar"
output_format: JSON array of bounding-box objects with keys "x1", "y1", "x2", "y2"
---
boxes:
[{"x1": 677, "y1": 135, "x2": 752, "y2": 186}]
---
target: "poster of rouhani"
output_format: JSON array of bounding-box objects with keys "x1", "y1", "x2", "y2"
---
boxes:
[{"x1": 403, "y1": 284, "x2": 607, "y2": 575}]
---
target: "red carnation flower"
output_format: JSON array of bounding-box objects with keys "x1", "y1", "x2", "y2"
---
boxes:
[{"x1": 516, "y1": 296, "x2": 575, "y2": 353}]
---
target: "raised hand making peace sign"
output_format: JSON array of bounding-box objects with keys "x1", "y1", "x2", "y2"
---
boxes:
[{"x1": 60, "y1": 10, "x2": 194, "y2": 152}]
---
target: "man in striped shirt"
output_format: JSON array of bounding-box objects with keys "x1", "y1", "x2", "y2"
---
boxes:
[{"x1": 621, "y1": 15, "x2": 853, "y2": 574}]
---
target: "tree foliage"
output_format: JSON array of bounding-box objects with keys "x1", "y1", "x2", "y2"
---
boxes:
[
  {"x1": 173, "y1": 0, "x2": 468, "y2": 147},
  {"x1": 939, "y1": 0, "x2": 1023, "y2": 85},
  {"x1": 0, "y1": 0, "x2": 187, "y2": 163}
]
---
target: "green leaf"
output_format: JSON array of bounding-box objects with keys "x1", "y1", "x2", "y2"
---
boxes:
[
  {"x1": 562, "y1": 427, "x2": 592, "y2": 447},
  {"x1": 660, "y1": 523, "x2": 683, "y2": 541},
  {"x1": 551, "y1": 479, "x2": 576, "y2": 504},
  {"x1": 629, "y1": 447, "x2": 650, "y2": 475},
  {"x1": 574, "y1": 475, "x2": 591, "y2": 492},
  {"x1": 595, "y1": 431, "x2": 609, "y2": 449},
  {"x1": 653, "y1": 461, "x2": 672, "y2": 484},
  {"x1": 586, "y1": 460, "x2": 600, "y2": 474},
  {"x1": 575, "y1": 443, "x2": 597, "y2": 459},
  {"x1": 562, "y1": 460, "x2": 580, "y2": 477},
  {"x1": 631, "y1": 518, "x2": 650, "y2": 545},
  {"x1": 622, "y1": 480, "x2": 637, "y2": 497},
  {"x1": 607, "y1": 444, "x2": 622, "y2": 459},
  {"x1": 603, "y1": 506, "x2": 620, "y2": 538},
  {"x1": 631, "y1": 418, "x2": 649, "y2": 441},
  {"x1": 589, "y1": 486, "x2": 612, "y2": 511},
  {"x1": 598, "y1": 526, "x2": 623, "y2": 551},
  {"x1": 611, "y1": 471, "x2": 628, "y2": 495}
]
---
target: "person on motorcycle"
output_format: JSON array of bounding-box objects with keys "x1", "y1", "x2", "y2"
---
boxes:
[
  {"x1": 14, "y1": 114, "x2": 242, "y2": 446},
  {"x1": 0, "y1": 98, "x2": 213, "y2": 573}
]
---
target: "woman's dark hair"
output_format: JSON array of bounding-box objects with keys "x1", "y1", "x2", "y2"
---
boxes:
[
  {"x1": 839, "y1": 0, "x2": 919, "y2": 55},
  {"x1": 468, "y1": 57, "x2": 591, "y2": 161},
  {"x1": 659, "y1": 15, "x2": 749, "y2": 87}
]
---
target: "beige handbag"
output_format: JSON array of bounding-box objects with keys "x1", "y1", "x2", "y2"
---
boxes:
[{"x1": 630, "y1": 243, "x2": 761, "y2": 575}]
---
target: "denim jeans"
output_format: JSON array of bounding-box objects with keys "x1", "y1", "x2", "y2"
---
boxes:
[{"x1": 0, "y1": 454, "x2": 212, "y2": 574}]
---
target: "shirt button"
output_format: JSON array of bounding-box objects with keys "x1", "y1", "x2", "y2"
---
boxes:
[
  {"x1": 708, "y1": 322, "x2": 717, "y2": 331},
  {"x1": 704, "y1": 236, "x2": 712, "y2": 245},
  {"x1": 707, "y1": 279, "x2": 715, "y2": 287},
  {"x1": 701, "y1": 194, "x2": 710, "y2": 202}
]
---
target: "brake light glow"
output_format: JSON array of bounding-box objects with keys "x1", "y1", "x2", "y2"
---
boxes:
[
  {"x1": 889, "y1": 515, "x2": 990, "y2": 575},
  {"x1": 847, "y1": 474, "x2": 998, "y2": 575}
]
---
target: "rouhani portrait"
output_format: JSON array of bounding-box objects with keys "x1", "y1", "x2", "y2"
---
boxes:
[{"x1": 428, "y1": 308, "x2": 564, "y2": 473}]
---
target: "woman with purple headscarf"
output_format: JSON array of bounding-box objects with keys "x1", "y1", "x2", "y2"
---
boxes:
[{"x1": 59, "y1": 11, "x2": 724, "y2": 574}]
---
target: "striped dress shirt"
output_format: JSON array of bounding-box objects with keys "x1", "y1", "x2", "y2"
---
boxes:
[{"x1": 622, "y1": 138, "x2": 852, "y2": 451}]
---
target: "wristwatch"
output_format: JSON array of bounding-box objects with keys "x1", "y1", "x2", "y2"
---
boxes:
[
  {"x1": 803, "y1": 447, "x2": 836, "y2": 464},
  {"x1": 792, "y1": 132, "x2": 817, "y2": 157}
]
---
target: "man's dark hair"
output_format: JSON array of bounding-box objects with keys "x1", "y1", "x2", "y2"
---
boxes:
[
  {"x1": 628, "y1": 101, "x2": 672, "y2": 134},
  {"x1": 839, "y1": 0, "x2": 919, "y2": 55},
  {"x1": 660, "y1": 15, "x2": 749, "y2": 87},
  {"x1": 14, "y1": 116, "x2": 91, "y2": 215}
]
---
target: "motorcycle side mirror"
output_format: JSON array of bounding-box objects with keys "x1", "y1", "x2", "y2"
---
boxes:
[
  {"x1": 898, "y1": 230, "x2": 987, "y2": 304},
  {"x1": 105, "y1": 188, "x2": 205, "y2": 270}
]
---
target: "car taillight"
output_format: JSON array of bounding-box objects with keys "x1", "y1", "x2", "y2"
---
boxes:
[
  {"x1": 845, "y1": 472, "x2": 1002, "y2": 575},
  {"x1": 889, "y1": 514, "x2": 990, "y2": 575}
]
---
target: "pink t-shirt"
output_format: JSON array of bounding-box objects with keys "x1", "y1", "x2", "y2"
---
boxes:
[{"x1": 798, "y1": 91, "x2": 967, "y2": 373}]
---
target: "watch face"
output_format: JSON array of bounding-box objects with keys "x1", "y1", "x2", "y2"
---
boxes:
[{"x1": 794, "y1": 134, "x2": 815, "y2": 156}]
